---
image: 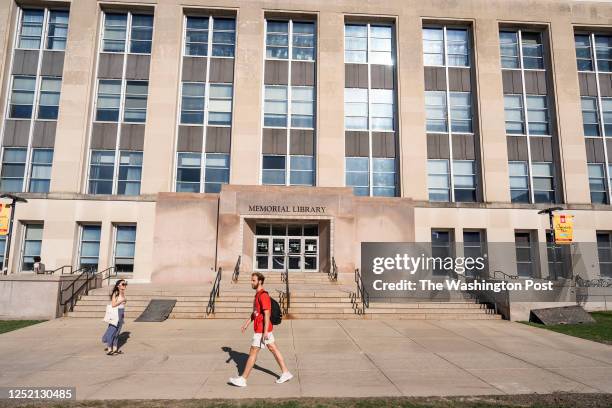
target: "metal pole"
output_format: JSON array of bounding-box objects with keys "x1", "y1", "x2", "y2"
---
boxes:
[
  {"x1": 548, "y1": 211, "x2": 558, "y2": 280},
  {"x1": 3, "y1": 199, "x2": 16, "y2": 274}
]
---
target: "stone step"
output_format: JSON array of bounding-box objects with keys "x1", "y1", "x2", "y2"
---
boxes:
[{"x1": 68, "y1": 310, "x2": 500, "y2": 320}]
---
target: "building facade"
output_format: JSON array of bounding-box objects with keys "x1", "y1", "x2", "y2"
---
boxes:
[{"x1": 0, "y1": 0, "x2": 611, "y2": 283}]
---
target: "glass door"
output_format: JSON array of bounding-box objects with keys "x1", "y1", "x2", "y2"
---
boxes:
[
  {"x1": 271, "y1": 238, "x2": 285, "y2": 270},
  {"x1": 288, "y1": 238, "x2": 301, "y2": 271},
  {"x1": 255, "y1": 237, "x2": 270, "y2": 270},
  {"x1": 253, "y1": 223, "x2": 320, "y2": 272}
]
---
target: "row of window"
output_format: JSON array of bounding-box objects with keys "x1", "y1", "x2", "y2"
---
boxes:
[
  {"x1": 1, "y1": 223, "x2": 136, "y2": 273},
  {"x1": 4, "y1": 9, "x2": 612, "y2": 205},
  {"x1": 431, "y1": 229, "x2": 612, "y2": 278}
]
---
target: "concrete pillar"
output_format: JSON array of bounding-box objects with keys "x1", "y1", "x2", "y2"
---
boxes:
[
  {"x1": 140, "y1": 2, "x2": 183, "y2": 194},
  {"x1": 49, "y1": 0, "x2": 99, "y2": 193},
  {"x1": 397, "y1": 13, "x2": 428, "y2": 200},
  {"x1": 548, "y1": 17, "x2": 591, "y2": 205},
  {"x1": 316, "y1": 11, "x2": 345, "y2": 187},
  {"x1": 0, "y1": 1, "x2": 16, "y2": 119},
  {"x1": 230, "y1": 5, "x2": 263, "y2": 185},
  {"x1": 473, "y1": 18, "x2": 511, "y2": 203}
]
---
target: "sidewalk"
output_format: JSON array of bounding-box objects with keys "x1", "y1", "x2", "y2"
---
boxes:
[{"x1": 0, "y1": 318, "x2": 610, "y2": 399}]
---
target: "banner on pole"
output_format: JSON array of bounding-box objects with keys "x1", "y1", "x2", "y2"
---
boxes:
[
  {"x1": 553, "y1": 214, "x2": 574, "y2": 244},
  {"x1": 0, "y1": 204, "x2": 11, "y2": 236}
]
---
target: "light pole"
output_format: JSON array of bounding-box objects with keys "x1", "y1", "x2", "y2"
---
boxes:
[
  {"x1": 0, "y1": 194, "x2": 28, "y2": 275},
  {"x1": 538, "y1": 206, "x2": 563, "y2": 280}
]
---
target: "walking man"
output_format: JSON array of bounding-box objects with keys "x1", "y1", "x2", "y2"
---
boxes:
[{"x1": 229, "y1": 272, "x2": 293, "y2": 387}]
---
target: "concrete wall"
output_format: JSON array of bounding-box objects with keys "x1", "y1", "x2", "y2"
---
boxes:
[
  {"x1": 151, "y1": 193, "x2": 219, "y2": 283},
  {"x1": 0, "y1": 275, "x2": 62, "y2": 320}
]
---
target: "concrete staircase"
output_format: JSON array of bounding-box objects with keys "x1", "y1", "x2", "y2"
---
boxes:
[{"x1": 66, "y1": 271, "x2": 501, "y2": 320}]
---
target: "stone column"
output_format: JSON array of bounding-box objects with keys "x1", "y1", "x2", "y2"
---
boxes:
[
  {"x1": 473, "y1": 18, "x2": 510, "y2": 203},
  {"x1": 49, "y1": 0, "x2": 99, "y2": 193},
  {"x1": 229, "y1": 5, "x2": 264, "y2": 185},
  {"x1": 397, "y1": 12, "x2": 428, "y2": 200},
  {"x1": 140, "y1": 2, "x2": 183, "y2": 194},
  {"x1": 316, "y1": 11, "x2": 345, "y2": 187}
]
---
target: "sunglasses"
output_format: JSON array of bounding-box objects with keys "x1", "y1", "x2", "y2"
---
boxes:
[{"x1": 120, "y1": 282, "x2": 128, "y2": 286}]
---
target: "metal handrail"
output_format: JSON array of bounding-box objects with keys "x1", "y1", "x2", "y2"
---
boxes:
[
  {"x1": 59, "y1": 266, "x2": 98, "y2": 312},
  {"x1": 231, "y1": 255, "x2": 241, "y2": 282},
  {"x1": 575, "y1": 276, "x2": 612, "y2": 288},
  {"x1": 280, "y1": 266, "x2": 290, "y2": 314},
  {"x1": 97, "y1": 266, "x2": 117, "y2": 286},
  {"x1": 206, "y1": 267, "x2": 222, "y2": 315},
  {"x1": 48, "y1": 265, "x2": 72, "y2": 275},
  {"x1": 329, "y1": 257, "x2": 338, "y2": 282},
  {"x1": 350, "y1": 268, "x2": 369, "y2": 315},
  {"x1": 492, "y1": 270, "x2": 520, "y2": 280}
]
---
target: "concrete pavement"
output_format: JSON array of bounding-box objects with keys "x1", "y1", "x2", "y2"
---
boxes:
[{"x1": 0, "y1": 318, "x2": 610, "y2": 399}]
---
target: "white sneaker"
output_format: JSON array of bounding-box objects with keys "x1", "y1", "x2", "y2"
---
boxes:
[
  {"x1": 275, "y1": 372, "x2": 293, "y2": 384},
  {"x1": 229, "y1": 376, "x2": 247, "y2": 387}
]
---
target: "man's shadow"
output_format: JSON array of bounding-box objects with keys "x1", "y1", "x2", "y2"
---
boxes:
[{"x1": 222, "y1": 346, "x2": 278, "y2": 379}]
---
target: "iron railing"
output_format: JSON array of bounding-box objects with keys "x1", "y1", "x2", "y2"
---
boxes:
[
  {"x1": 350, "y1": 268, "x2": 369, "y2": 315},
  {"x1": 231, "y1": 256, "x2": 241, "y2": 282},
  {"x1": 280, "y1": 266, "x2": 290, "y2": 314},
  {"x1": 48, "y1": 265, "x2": 72, "y2": 275},
  {"x1": 59, "y1": 266, "x2": 104, "y2": 313},
  {"x1": 575, "y1": 276, "x2": 612, "y2": 288},
  {"x1": 98, "y1": 266, "x2": 117, "y2": 286},
  {"x1": 206, "y1": 267, "x2": 222, "y2": 315},
  {"x1": 329, "y1": 257, "x2": 338, "y2": 282},
  {"x1": 492, "y1": 270, "x2": 519, "y2": 280}
]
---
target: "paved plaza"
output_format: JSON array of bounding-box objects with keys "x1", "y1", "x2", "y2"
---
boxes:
[{"x1": 0, "y1": 318, "x2": 611, "y2": 399}]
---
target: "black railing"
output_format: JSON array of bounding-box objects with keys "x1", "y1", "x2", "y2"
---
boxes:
[
  {"x1": 280, "y1": 266, "x2": 290, "y2": 314},
  {"x1": 98, "y1": 266, "x2": 117, "y2": 286},
  {"x1": 48, "y1": 265, "x2": 72, "y2": 275},
  {"x1": 329, "y1": 257, "x2": 338, "y2": 282},
  {"x1": 206, "y1": 267, "x2": 222, "y2": 315},
  {"x1": 350, "y1": 268, "x2": 369, "y2": 315},
  {"x1": 492, "y1": 270, "x2": 519, "y2": 280},
  {"x1": 232, "y1": 256, "x2": 241, "y2": 282},
  {"x1": 575, "y1": 276, "x2": 612, "y2": 288},
  {"x1": 59, "y1": 266, "x2": 99, "y2": 313}
]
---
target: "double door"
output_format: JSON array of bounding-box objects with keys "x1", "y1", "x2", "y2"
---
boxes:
[{"x1": 255, "y1": 236, "x2": 318, "y2": 272}]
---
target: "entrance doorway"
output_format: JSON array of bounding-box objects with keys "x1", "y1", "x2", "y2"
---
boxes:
[{"x1": 254, "y1": 223, "x2": 319, "y2": 272}]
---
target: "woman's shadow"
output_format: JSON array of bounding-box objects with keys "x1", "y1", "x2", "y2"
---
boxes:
[{"x1": 222, "y1": 346, "x2": 278, "y2": 379}]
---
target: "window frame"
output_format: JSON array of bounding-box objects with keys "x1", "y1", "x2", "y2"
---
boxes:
[
  {"x1": 112, "y1": 224, "x2": 137, "y2": 273},
  {"x1": 343, "y1": 21, "x2": 397, "y2": 197},
  {"x1": 77, "y1": 223, "x2": 102, "y2": 272}
]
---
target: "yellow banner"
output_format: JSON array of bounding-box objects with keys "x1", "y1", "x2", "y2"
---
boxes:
[
  {"x1": 0, "y1": 204, "x2": 10, "y2": 236},
  {"x1": 553, "y1": 214, "x2": 574, "y2": 245}
]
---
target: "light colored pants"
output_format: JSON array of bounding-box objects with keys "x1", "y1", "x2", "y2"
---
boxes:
[{"x1": 102, "y1": 308, "x2": 124, "y2": 348}]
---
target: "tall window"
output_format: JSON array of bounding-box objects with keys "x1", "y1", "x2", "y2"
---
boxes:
[
  {"x1": 262, "y1": 19, "x2": 316, "y2": 186},
  {"x1": 463, "y1": 230, "x2": 487, "y2": 278},
  {"x1": 431, "y1": 229, "x2": 454, "y2": 276},
  {"x1": 576, "y1": 32, "x2": 612, "y2": 205},
  {"x1": 514, "y1": 231, "x2": 536, "y2": 278},
  {"x1": 588, "y1": 163, "x2": 610, "y2": 204},
  {"x1": 0, "y1": 8, "x2": 69, "y2": 193},
  {"x1": 114, "y1": 225, "x2": 136, "y2": 273},
  {"x1": 21, "y1": 223, "x2": 43, "y2": 272},
  {"x1": 79, "y1": 225, "x2": 101, "y2": 271},
  {"x1": 176, "y1": 16, "x2": 235, "y2": 193},
  {"x1": 597, "y1": 232, "x2": 612, "y2": 278},
  {"x1": 344, "y1": 22, "x2": 397, "y2": 196},
  {"x1": 501, "y1": 29, "x2": 558, "y2": 204},
  {"x1": 88, "y1": 11, "x2": 153, "y2": 196},
  {"x1": 424, "y1": 26, "x2": 477, "y2": 202}
]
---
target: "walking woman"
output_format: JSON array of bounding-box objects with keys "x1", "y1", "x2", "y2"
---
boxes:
[{"x1": 102, "y1": 279, "x2": 127, "y2": 355}]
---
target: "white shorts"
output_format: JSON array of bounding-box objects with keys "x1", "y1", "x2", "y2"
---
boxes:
[{"x1": 251, "y1": 333, "x2": 275, "y2": 349}]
